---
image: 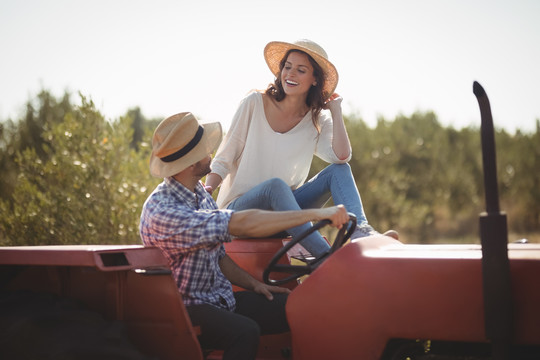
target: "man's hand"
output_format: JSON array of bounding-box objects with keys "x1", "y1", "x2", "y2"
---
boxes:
[
  {"x1": 252, "y1": 281, "x2": 291, "y2": 301},
  {"x1": 318, "y1": 204, "x2": 349, "y2": 229},
  {"x1": 220, "y1": 255, "x2": 291, "y2": 300}
]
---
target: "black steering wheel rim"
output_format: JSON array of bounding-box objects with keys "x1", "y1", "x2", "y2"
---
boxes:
[{"x1": 262, "y1": 213, "x2": 357, "y2": 285}]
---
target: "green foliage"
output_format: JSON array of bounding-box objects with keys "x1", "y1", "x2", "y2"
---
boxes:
[
  {"x1": 0, "y1": 93, "x2": 160, "y2": 245},
  {"x1": 496, "y1": 121, "x2": 540, "y2": 232},
  {"x1": 1, "y1": 89, "x2": 538, "y2": 246},
  {"x1": 0, "y1": 90, "x2": 72, "y2": 200},
  {"x1": 311, "y1": 113, "x2": 540, "y2": 243}
]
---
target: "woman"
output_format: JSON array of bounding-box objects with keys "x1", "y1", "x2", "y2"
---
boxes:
[{"x1": 205, "y1": 39, "x2": 398, "y2": 257}]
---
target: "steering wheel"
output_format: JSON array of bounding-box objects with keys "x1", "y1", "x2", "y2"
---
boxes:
[{"x1": 263, "y1": 213, "x2": 357, "y2": 285}]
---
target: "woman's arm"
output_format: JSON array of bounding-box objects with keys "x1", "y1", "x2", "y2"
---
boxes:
[
  {"x1": 325, "y1": 94, "x2": 351, "y2": 160},
  {"x1": 204, "y1": 173, "x2": 222, "y2": 194}
]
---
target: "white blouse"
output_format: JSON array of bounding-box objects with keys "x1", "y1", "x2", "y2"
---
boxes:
[{"x1": 211, "y1": 91, "x2": 351, "y2": 208}]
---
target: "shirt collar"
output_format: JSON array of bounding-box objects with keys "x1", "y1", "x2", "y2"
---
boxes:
[{"x1": 164, "y1": 177, "x2": 208, "y2": 209}]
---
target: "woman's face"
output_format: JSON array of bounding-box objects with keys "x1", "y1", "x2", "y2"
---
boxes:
[{"x1": 280, "y1": 51, "x2": 317, "y2": 97}]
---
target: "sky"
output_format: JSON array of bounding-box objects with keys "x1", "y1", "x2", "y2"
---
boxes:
[{"x1": 1, "y1": 0, "x2": 539, "y2": 134}]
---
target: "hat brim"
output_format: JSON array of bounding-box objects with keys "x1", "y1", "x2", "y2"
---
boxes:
[
  {"x1": 264, "y1": 41, "x2": 339, "y2": 99},
  {"x1": 149, "y1": 121, "x2": 222, "y2": 178}
]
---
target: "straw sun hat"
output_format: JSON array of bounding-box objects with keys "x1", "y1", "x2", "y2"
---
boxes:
[
  {"x1": 150, "y1": 112, "x2": 222, "y2": 178},
  {"x1": 264, "y1": 39, "x2": 339, "y2": 99}
]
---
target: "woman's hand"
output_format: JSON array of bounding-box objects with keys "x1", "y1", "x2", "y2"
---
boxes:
[
  {"x1": 325, "y1": 93, "x2": 351, "y2": 160},
  {"x1": 324, "y1": 93, "x2": 343, "y2": 113}
]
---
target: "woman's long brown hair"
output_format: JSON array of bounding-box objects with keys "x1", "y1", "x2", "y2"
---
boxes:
[{"x1": 265, "y1": 49, "x2": 327, "y2": 132}]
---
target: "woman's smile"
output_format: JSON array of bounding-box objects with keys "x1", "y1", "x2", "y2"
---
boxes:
[
  {"x1": 285, "y1": 79, "x2": 299, "y2": 86},
  {"x1": 280, "y1": 51, "x2": 316, "y2": 95}
]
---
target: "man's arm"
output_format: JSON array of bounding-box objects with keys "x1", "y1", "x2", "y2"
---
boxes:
[
  {"x1": 227, "y1": 205, "x2": 349, "y2": 238},
  {"x1": 219, "y1": 254, "x2": 290, "y2": 300}
]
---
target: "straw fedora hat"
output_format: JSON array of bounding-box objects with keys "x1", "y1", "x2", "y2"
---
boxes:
[
  {"x1": 264, "y1": 39, "x2": 339, "y2": 99},
  {"x1": 150, "y1": 112, "x2": 222, "y2": 178}
]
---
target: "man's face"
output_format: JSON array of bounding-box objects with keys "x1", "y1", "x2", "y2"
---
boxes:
[{"x1": 193, "y1": 155, "x2": 212, "y2": 178}]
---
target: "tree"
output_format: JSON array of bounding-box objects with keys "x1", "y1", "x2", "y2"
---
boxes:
[
  {"x1": 1, "y1": 89, "x2": 537, "y2": 246},
  {"x1": 0, "y1": 90, "x2": 73, "y2": 200},
  {"x1": 0, "y1": 95, "x2": 159, "y2": 245}
]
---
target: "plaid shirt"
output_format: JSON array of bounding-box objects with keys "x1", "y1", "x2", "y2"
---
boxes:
[{"x1": 139, "y1": 177, "x2": 236, "y2": 310}]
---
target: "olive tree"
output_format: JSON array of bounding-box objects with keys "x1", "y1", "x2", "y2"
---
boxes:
[{"x1": 0, "y1": 96, "x2": 159, "y2": 246}]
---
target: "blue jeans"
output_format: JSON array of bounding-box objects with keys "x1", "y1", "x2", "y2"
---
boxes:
[{"x1": 227, "y1": 163, "x2": 368, "y2": 257}]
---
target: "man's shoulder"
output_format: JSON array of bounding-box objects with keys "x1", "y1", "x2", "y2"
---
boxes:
[{"x1": 143, "y1": 182, "x2": 184, "y2": 212}]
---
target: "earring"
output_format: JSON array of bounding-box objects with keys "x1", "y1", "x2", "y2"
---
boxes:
[{"x1": 312, "y1": 82, "x2": 317, "y2": 86}]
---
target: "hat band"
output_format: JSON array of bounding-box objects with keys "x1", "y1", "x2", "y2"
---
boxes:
[{"x1": 160, "y1": 126, "x2": 204, "y2": 163}]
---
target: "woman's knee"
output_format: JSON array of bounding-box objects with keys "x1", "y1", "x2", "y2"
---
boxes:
[
  {"x1": 262, "y1": 178, "x2": 291, "y2": 193},
  {"x1": 325, "y1": 163, "x2": 354, "y2": 182},
  {"x1": 231, "y1": 178, "x2": 292, "y2": 211},
  {"x1": 262, "y1": 178, "x2": 299, "y2": 210},
  {"x1": 328, "y1": 162, "x2": 352, "y2": 174}
]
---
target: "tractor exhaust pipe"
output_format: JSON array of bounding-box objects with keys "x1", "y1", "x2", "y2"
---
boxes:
[{"x1": 473, "y1": 81, "x2": 513, "y2": 360}]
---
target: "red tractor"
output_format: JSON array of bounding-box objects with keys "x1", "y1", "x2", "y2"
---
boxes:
[{"x1": 1, "y1": 82, "x2": 539, "y2": 359}]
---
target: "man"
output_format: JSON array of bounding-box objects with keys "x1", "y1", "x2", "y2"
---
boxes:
[{"x1": 139, "y1": 112, "x2": 349, "y2": 360}]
